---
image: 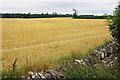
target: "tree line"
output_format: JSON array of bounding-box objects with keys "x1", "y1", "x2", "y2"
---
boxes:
[
  {"x1": 1, "y1": 12, "x2": 108, "y2": 19},
  {"x1": 1, "y1": 13, "x2": 72, "y2": 18}
]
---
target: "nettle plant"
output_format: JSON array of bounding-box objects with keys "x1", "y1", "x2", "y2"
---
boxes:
[{"x1": 106, "y1": 5, "x2": 120, "y2": 43}]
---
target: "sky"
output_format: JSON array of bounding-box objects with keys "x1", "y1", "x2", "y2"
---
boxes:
[{"x1": 0, "y1": 0, "x2": 120, "y2": 15}]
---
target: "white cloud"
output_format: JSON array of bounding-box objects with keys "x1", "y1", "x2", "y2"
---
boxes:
[
  {"x1": 0, "y1": 0, "x2": 119, "y2": 15},
  {"x1": 0, "y1": 0, "x2": 119, "y2": 2}
]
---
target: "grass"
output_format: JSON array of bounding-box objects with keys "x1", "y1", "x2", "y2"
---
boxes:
[
  {"x1": 56, "y1": 38, "x2": 114, "y2": 65},
  {"x1": 58, "y1": 39, "x2": 119, "y2": 79},
  {"x1": 62, "y1": 42, "x2": 119, "y2": 79},
  {"x1": 100, "y1": 38, "x2": 114, "y2": 48},
  {"x1": 2, "y1": 39, "x2": 115, "y2": 78},
  {"x1": 2, "y1": 18, "x2": 112, "y2": 77},
  {"x1": 61, "y1": 39, "x2": 120, "y2": 79},
  {"x1": 64, "y1": 63, "x2": 118, "y2": 79}
]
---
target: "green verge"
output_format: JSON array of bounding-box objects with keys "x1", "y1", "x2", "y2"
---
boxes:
[{"x1": 64, "y1": 63, "x2": 118, "y2": 79}]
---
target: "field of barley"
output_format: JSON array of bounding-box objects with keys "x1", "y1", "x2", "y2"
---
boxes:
[{"x1": 2, "y1": 18, "x2": 111, "y2": 72}]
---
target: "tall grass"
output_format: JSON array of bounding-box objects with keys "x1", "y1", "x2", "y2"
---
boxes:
[
  {"x1": 64, "y1": 63, "x2": 118, "y2": 79},
  {"x1": 2, "y1": 39, "x2": 114, "y2": 78}
]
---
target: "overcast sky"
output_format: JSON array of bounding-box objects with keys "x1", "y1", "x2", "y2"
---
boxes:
[{"x1": 0, "y1": 0, "x2": 119, "y2": 15}]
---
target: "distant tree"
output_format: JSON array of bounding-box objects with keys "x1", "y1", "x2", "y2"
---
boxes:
[
  {"x1": 28, "y1": 12, "x2": 30, "y2": 15},
  {"x1": 73, "y1": 9, "x2": 78, "y2": 18},
  {"x1": 46, "y1": 12, "x2": 49, "y2": 17},
  {"x1": 52, "y1": 12, "x2": 57, "y2": 17},
  {"x1": 54, "y1": 12, "x2": 57, "y2": 17},
  {"x1": 104, "y1": 13, "x2": 108, "y2": 19},
  {"x1": 27, "y1": 12, "x2": 30, "y2": 18}
]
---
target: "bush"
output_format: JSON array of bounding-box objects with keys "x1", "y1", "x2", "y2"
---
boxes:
[{"x1": 106, "y1": 5, "x2": 120, "y2": 43}]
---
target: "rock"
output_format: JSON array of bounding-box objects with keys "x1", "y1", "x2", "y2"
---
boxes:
[
  {"x1": 99, "y1": 51, "x2": 105, "y2": 59},
  {"x1": 45, "y1": 73, "x2": 52, "y2": 79},
  {"x1": 46, "y1": 70, "x2": 51, "y2": 73},
  {"x1": 21, "y1": 76, "x2": 26, "y2": 80},
  {"x1": 105, "y1": 41, "x2": 119, "y2": 55},
  {"x1": 96, "y1": 46, "x2": 101, "y2": 51},
  {"x1": 90, "y1": 52, "x2": 97, "y2": 59},
  {"x1": 108, "y1": 55, "x2": 113, "y2": 59},
  {"x1": 109, "y1": 61, "x2": 114, "y2": 64},
  {"x1": 50, "y1": 71, "x2": 58, "y2": 79},
  {"x1": 106, "y1": 59, "x2": 112, "y2": 63},
  {"x1": 94, "y1": 50, "x2": 98, "y2": 53},
  {"x1": 28, "y1": 71, "x2": 40, "y2": 79},
  {"x1": 105, "y1": 43, "x2": 114, "y2": 54},
  {"x1": 28, "y1": 71, "x2": 33, "y2": 76},
  {"x1": 110, "y1": 47, "x2": 114, "y2": 54},
  {"x1": 109, "y1": 61, "x2": 114, "y2": 67},
  {"x1": 84, "y1": 58, "x2": 90, "y2": 65},
  {"x1": 27, "y1": 77, "x2": 31, "y2": 80},
  {"x1": 54, "y1": 69, "x2": 59, "y2": 73},
  {"x1": 28, "y1": 71, "x2": 34, "y2": 79},
  {"x1": 60, "y1": 74, "x2": 64, "y2": 79},
  {"x1": 45, "y1": 70, "x2": 58, "y2": 79},
  {"x1": 75, "y1": 59, "x2": 87, "y2": 66},
  {"x1": 114, "y1": 57, "x2": 118, "y2": 61},
  {"x1": 55, "y1": 68, "x2": 59, "y2": 72},
  {"x1": 102, "y1": 49, "x2": 107, "y2": 57},
  {"x1": 105, "y1": 46, "x2": 111, "y2": 54},
  {"x1": 75, "y1": 59, "x2": 83, "y2": 64},
  {"x1": 75, "y1": 59, "x2": 83, "y2": 63},
  {"x1": 74, "y1": 62, "x2": 78, "y2": 65},
  {"x1": 54, "y1": 72, "x2": 64, "y2": 79},
  {"x1": 38, "y1": 71, "x2": 45, "y2": 79},
  {"x1": 82, "y1": 62, "x2": 87, "y2": 67},
  {"x1": 96, "y1": 52, "x2": 101, "y2": 60},
  {"x1": 101, "y1": 60, "x2": 107, "y2": 64}
]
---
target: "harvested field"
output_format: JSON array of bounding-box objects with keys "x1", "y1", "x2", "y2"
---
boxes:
[{"x1": 2, "y1": 18, "x2": 111, "y2": 72}]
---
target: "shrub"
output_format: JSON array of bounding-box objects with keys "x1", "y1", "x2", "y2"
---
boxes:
[{"x1": 106, "y1": 5, "x2": 120, "y2": 43}]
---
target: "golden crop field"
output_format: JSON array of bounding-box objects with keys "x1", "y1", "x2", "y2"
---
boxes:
[{"x1": 2, "y1": 18, "x2": 111, "y2": 72}]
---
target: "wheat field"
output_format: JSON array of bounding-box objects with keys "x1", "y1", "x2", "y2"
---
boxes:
[{"x1": 2, "y1": 18, "x2": 111, "y2": 72}]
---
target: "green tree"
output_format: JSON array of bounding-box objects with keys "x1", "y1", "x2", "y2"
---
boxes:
[{"x1": 106, "y1": 4, "x2": 120, "y2": 43}]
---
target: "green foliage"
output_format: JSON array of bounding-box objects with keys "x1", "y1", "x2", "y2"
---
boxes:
[
  {"x1": 64, "y1": 62, "x2": 117, "y2": 79},
  {"x1": 106, "y1": 5, "x2": 120, "y2": 43}
]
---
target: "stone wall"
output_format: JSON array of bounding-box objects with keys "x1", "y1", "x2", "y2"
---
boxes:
[{"x1": 21, "y1": 41, "x2": 120, "y2": 80}]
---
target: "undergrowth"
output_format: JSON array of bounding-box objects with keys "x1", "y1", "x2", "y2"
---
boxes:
[{"x1": 64, "y1": 63, "x2": 118, "y2": 79}]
